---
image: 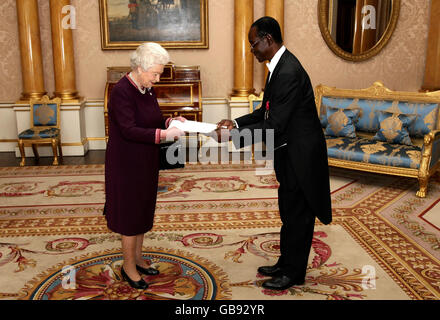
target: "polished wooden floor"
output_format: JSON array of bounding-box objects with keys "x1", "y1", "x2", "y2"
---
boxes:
[
  {"x1": 0, "y1": 147, "x2": 255, "y2": 167},
  {"x1": 0, "y1": 150, "x2": 106, "y2": 167}
]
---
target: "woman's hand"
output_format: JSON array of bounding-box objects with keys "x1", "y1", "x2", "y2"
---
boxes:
[
  {"x1": 173, "y1": 116, "x2": 186, "y2": 122},
  {"x1": 161, "y1": 126, "x2": 184, "y2": 141}
]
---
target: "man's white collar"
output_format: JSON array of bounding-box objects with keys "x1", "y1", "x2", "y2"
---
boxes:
[{"x1": 266, "y1": 45, "x2": 286, "y2": 74}]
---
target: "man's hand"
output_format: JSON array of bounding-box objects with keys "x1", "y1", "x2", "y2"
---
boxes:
[
  {"x1": 203, "y1": 119, "x2": 235, "y2": 142},
  {"x1": 205, "y1": 128, "x2": 231, "y2": 142},
  {"x1": 216, "y1": 119, "x2": 235, "y2": 130}
]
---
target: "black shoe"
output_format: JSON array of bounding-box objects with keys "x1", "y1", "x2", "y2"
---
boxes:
[
  {"x1": 262, "y1": 275, "x2": 305, "y2": 290},
  {"x1": 257, "y1": 265, "x2": 283, "y2": 277},
  {"x1": 121, "y1": 267, "x2": 149, "y2": 290},
  {"x1": 136, "y1": 264, "x2": 160, "y2": 276}
]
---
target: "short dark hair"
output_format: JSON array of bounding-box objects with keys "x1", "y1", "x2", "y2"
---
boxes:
[{"x1": 251, "y1": 16, "x2": 283, "y2": 44}]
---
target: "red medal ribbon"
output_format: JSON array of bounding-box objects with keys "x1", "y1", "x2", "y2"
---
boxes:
[{"x1": 266, "y1": 101, "x2": 270, "y2": 110}]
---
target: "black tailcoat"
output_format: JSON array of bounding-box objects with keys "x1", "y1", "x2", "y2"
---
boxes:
[{"x1": 235, "y1": 49, "x2": 332, "y2": 225}]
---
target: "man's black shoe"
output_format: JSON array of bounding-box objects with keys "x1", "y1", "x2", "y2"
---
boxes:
[
  {"x1": 257, "y1": 265, "x2": 283, "y2": 277},
  {"x1": 261, "y1": 275, "x2": 305, "y2": 290}
]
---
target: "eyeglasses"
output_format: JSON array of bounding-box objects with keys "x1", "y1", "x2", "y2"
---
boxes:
[{"x1": 249, "y1": 38, "x2": 263, "y2": 50}]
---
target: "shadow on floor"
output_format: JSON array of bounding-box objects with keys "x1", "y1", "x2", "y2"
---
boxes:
[{"x1": 0, "y1": 150, "x2": 106, "y2": 167}]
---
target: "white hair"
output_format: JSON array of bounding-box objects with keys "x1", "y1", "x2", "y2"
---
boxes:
[{"x1": 130, "y1": 42, "x2": 170, "y2": 72}]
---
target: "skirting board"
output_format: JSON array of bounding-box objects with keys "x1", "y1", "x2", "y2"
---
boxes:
[{"x1": 0, "y1": 97, "x2": 236, "y2": 156}]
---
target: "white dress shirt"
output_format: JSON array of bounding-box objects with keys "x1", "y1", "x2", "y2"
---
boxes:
[
  {"x1": 266, "y1": 45, "x2": 288, "y2": 150},
  {"x1": 266, "y1": 45, "x2": 286, "y2": 82},
  {"x1": 233, "y1": 45, "x2": 287, "y2": 131}
]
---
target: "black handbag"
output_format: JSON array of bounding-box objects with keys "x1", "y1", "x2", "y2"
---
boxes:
[{"x1": 159, "y1": 141, "x2": 185, "y2": 170}]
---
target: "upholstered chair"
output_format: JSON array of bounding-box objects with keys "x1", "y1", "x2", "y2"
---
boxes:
[
  {"x1": 248, "y1": 92, "x2": 264, "y2": 113},
  {"x1": 18, "y1": 95, "x2": 62, "y2": 166}
]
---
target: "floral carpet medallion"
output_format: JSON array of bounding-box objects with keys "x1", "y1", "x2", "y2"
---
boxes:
[
  {"x1": 21, "y1": 247, "x2": 229, "y2": 300},
  {"x1": 0, "y1": 164, "x2": 439, "y2": 300},
  {"x1": 153, "y1": 230, "x2": 376, "y2": 300}
]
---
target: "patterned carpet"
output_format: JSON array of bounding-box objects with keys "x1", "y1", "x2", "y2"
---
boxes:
[{"x1": 0, "y1": 163, "x2": 439, "y2": 300}]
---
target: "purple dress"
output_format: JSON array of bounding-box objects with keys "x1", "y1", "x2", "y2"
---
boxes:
[{"x1": 104, "y1": 76, "x2": 165, "y2": 236}]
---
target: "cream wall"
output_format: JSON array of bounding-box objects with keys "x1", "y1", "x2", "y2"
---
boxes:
[
  {"x1": 0, "y1": 0, "x2": 431, "y2": 103},
  {"x1": 255, "y1": 0, "x2": 430, "y2": 94},
  {"x1": 0, "y1": 0, "x2": 432, "y2": 153},
  {"x1": 0, "y1": 0, "x2": 235, "y2": 101}
]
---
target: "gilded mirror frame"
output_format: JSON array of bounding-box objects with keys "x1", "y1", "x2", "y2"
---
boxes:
[{"x1": 317, "y1": 0, "x2": 400, "y2": 62}]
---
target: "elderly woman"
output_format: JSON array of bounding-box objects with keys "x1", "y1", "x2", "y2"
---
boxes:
[{"x1": 104, "y1": 42, "x2": 184, "y2": 290}]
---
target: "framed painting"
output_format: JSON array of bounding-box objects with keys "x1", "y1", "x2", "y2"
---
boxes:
[{"x1": 99, "y1": 0, "x2": 209, "y2": 49}]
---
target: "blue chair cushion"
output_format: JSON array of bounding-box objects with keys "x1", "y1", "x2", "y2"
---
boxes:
[
  {"x1": 252, "y1": 100, "x2": 262, "y2": 112},
  {"x1": 319, "y1": 103, "x2": 328, "y2": 127},
  {"x1": 324, "y1": 107, "x2": 360, "y2": 138},
  {"x1": 321, "y1": 97, "x2": 438, "y2": 137},
  {"x1": 326, "y1": 136, "x2": 422, "y2": 169},
  {"x1": 33, "y1": 103, "x2": 58, "y2": 126},
  {"x1": 373, "y1": 111, "x2": 417, "y2": 146},
  {"x1": 18, "y1": 127, "x2": 60, "y2": 139}
]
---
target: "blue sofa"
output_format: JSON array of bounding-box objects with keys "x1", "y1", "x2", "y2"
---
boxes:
[{"x1": 315, "y1": 81, "x2": 440, "y2": 197}]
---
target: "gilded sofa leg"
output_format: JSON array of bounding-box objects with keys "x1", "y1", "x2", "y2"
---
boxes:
[
  {"x1": 416, "y1": 177, "x2": 428, "y2": 198},
  {"x1": 51, "y1": 138, "x2": 59, "y2": 166},
  {"x1": 18, "y1": 140, "x2": 25, "y2": 167}
]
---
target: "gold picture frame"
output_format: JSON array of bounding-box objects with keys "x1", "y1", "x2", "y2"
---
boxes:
[
  {"x1": 317, "y1": 0, "x2": 400, "y2": 62},
  {"x1": 99, "y1": 0, "x2": 209, "y2": 50}
]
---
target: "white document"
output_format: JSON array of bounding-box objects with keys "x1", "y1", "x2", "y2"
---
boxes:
[{"x1": 169, "y1": 120, "x2": 217, "y2": 133}]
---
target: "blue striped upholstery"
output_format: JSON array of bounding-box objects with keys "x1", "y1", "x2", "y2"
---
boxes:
[
  {"x1": 321, "y1": 97, "x2": 439, "y2": 138},
  {"x1": 33, "y1": 103, "x2": 58, "y2": 126},
  {"x1": 326, "y1": 136, "x2": 421, "y2": 169},
  {"x1": 372, "y1": 111, "x2": 417, "y2": 146},
  {"x1": 18, "y1": 127, "x2": 60, "y2": 139},
  {"x1": 324, "y1": 107, "x2": 360, "y2": 138}
]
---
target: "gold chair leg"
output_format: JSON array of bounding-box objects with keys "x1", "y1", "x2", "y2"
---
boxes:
[
  {"x1": 18, "y1": 140, "x2": 25, "y2": 167},
  {"x1": 51, "y1": 139, "x2": 59, "y2": 166},
  {"x1": 58, "y1": 139, "x2": 63, "y2": 161},
  {"x1": 31, "y1": 144, "x2": 39, "y2": 161}
]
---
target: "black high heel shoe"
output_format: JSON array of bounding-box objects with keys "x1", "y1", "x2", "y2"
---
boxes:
[
  {"x1": 136, "y1": 264, "x2": 160, "y2": 276},
  {"x1": 120, "y1": 267, "x2": 149, "y2": 290}
]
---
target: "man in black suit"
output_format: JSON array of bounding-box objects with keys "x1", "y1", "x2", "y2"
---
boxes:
[{"x1": 217, "y1": 16, "x2": 332, "y2": 290}]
